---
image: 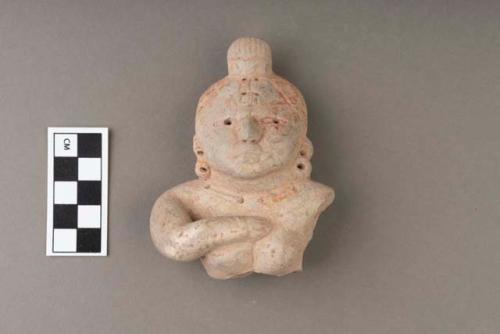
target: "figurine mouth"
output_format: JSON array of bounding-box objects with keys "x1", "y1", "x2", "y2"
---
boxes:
[{"x1": 234, "y1": 145, "x2": 262, "y2": 163}]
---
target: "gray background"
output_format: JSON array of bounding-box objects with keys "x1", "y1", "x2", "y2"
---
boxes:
[{"x1": 1, "y1": 0, "x2": 499, "y2": 333}]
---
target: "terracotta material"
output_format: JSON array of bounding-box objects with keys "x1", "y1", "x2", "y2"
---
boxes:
[{"x1": 150, "y1": 37, "x2": 334, "y2": 279}]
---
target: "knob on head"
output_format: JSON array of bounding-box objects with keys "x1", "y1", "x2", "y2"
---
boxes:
[{"x1": 227, "y1": 37, "x2": 273, "y2": 77}]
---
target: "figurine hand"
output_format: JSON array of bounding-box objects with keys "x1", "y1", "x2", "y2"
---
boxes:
[{"x1": 200, "y1": 216, "x2": 272, "y2": 279}]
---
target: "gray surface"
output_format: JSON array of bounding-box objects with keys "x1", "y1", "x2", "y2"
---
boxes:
[{"x1": 1, "y1": 0, "x2": 500, "y2": 333}]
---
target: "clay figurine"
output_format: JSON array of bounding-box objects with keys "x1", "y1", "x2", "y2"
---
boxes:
[{"x1": 150, "y1": 37, "x2": 334, "y2": 279}]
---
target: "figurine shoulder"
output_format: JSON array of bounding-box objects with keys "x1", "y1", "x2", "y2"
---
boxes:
[
  {"x1": 151, "y1": 180, "x2": 209, "y2": 221},
  {"x1": 294, "y1": 180, "x2": 335, "y2": 213},
  {"x1": 155, "y1": 179, "x2": 205, "y2": 206},
  {"x1": 276, "y1": 180, "x2": 334, "y2": 233},
  {"x1": 305, "y1": 180, "x2": 335, "y2": 210}
]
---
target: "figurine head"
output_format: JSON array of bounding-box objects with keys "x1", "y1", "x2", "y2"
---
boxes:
[{"x1": 194, "y1": 37, "x2": 312, "y2": 180}]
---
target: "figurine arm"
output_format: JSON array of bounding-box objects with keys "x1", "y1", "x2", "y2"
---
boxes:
[{"x1": 150, "y1": 193, "x2": 271, "y2": 261}]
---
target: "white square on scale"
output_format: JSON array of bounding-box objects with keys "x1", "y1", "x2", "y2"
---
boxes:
[
  {"x1": 78, "y1": 205, "x2": 101, "y2": 228},
  {"x1": 54, "y1": 134, "x2": 78, "y2": 157},
  {"x1": 54, "y1": 181, "x2": 77, "y2": 204},
  {"x1": 78, "y1": 158, "x2": 101, "y2": 180},
  {"x1": 53, "y1": 229, "x2": 77, "y2": 252}
]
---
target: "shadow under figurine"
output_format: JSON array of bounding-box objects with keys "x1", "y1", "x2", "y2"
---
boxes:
[{"x1": 150, "y1": 37, "x2": 334, "y2": 279}]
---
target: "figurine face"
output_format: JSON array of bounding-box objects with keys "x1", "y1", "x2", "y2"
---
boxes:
[{"x1": 196, "y1": 78, "x2": 306, "y2": 179}]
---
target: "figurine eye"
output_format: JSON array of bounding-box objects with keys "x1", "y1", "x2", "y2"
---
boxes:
[
  {"x1": 224, "y1": 118, "x2": 232, "y2": 126},
  {"x1": 266, "y1": 117, "x2": 284, "y2": 127},
  {"x1": 268, "y1": 117, "x2": 285, "y2": 129}
]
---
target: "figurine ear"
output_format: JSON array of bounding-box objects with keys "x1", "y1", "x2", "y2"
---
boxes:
[
  {"x1": 295, "y1": 137, "x2": 312, "y2": 179},
  {"x1": 193, "y1": 136, "x2": 204, "y2": 157},
  {"x1": 299, "y1": 137, "x2": 313, "y2": 160},
  {"x1": 193, "y1": 136, "x2": 210, "y2": 179}
]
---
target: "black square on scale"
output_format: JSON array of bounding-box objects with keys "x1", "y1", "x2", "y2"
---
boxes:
[
  {"x1": 54, "y1": 157, "x2": 78, "y2": 181},
  {"x1": 53, "y1": 204, "x2": 77, "y2": 228},
  {"x1": 77, "y1": 228, "x2": 101, "y2": 252},
  {"x1": 78, "y1": 133, "x2": 101, "y2": 157},
  {"x1": 78, "y1": 181, "x2": 101, "y2": 205}
]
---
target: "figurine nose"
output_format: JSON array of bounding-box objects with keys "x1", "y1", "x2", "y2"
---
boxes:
[{"x1": 237, "y1": 116, "x2": 262, "y2": 143}]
